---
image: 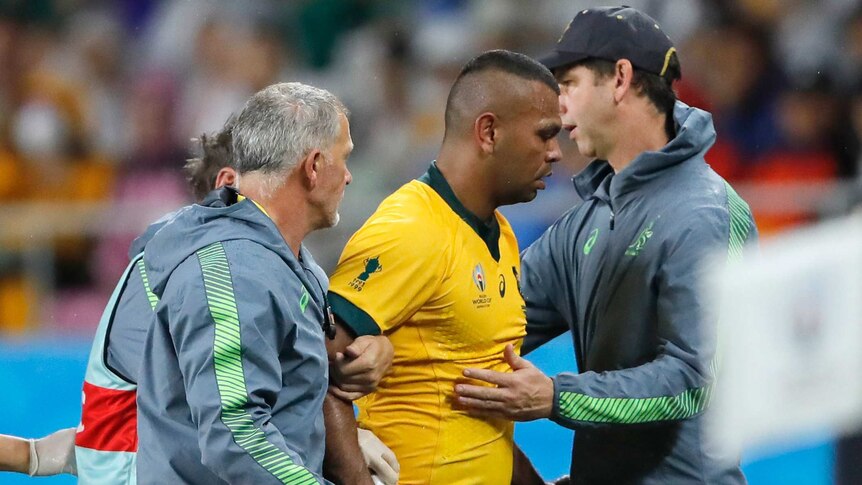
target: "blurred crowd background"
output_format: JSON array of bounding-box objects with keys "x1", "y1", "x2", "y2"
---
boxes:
[
  {"x1": 1, "y1": 0, "x2": 861, "y2": 336},
  {"x1": 0, "y1": 1, "x2": 859, "y2": 483}
]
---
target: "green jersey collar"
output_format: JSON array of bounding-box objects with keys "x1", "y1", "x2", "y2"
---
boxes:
[{"x1": 417, "y1": 161, "x2": 501, "y2": 261}]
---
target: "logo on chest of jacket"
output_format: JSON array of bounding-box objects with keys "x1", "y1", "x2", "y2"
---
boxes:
[
  {"x1": 348, "y1": 256, "x2": 382, "y2": 291},
  {"x1": 625, "y1": 220, "x2": 655, "y2": 256},
  {"x1": 472, "y1": 263, "x2": 492, "y2": 308},
  {"x1": 300, "y1": 287, "x2": 310, "y2": 312},
  {"x1": 583, "y1": 228, "x2": 600, "y2": 255}
]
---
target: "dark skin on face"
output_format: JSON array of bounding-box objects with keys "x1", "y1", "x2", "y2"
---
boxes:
[
  {"x1": 489, "y1": 79, "x2": 563, "y2": 207},
  {"x1": 438, "y1": 71, "x2": 562, "y2": 222}
]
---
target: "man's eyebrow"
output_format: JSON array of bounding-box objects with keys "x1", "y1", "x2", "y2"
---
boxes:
[{"x1": 538, "y1": 122, "x2": 562, "y2": 138}]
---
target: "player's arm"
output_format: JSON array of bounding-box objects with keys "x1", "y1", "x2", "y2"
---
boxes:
[
  {"x1": 323, "y1": 318, "x2": 399, "y2": 485},
  {"x1": 168, "y1": 250, "x2": 327, "y2": 484},
  {"x1": 457, "y1": 207, "x2": 757, "y2": 429},
  {"x1": 0, "y1": 434, "x2": 29, "y2": 473},
  {"x1": 322, "y1": 319, "x2": 380, "y2": 485},
  {"x1": 323, "y1": 207, "x2": 446, "y2": 484},
  {"x1": 511, "y1": 443, "x2": 544, "y2": 485}
]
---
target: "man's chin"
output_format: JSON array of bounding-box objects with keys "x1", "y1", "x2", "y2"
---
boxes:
[{"x1": 511, "y1": 191, "x2": 538, "y2": 205}]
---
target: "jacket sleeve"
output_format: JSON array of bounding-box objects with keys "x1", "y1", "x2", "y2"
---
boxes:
[
  {"x1": 550, "y1": 204, "x2": 756, "y2": 430},
  {"x1": 165, "y1": 245, "x2": 328, "y2": 484},
  {"x1": 520, "y1": 210, "x2": 578, "y2": 355}
]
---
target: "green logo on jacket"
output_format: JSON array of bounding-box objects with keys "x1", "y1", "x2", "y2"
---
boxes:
[
  {"x1": 299, "y1": 287, "x2": 310, "y2": 312},
  {"x1": 583, "y1": 228, "x2": 600, "y2": 255},
  {"x1": 625, "y1": 221, "x2": 655, "y2": 256}
]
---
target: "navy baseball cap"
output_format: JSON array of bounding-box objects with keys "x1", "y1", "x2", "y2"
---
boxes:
[{"x1": 539, "y1": 6, "x2": 680, "y2": 80}]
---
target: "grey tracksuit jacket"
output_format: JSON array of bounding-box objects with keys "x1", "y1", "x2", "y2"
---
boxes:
[
  {"x1": 521, "y1": 102, "x2": 755, "y2": 484},
  {"x1": 136, "y1": 187, "x2": 330, "y2": 484}
]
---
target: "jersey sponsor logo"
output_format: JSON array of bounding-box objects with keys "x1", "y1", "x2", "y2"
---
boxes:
[
  {"x1": 583, "y1": 228, "x2": 600, "y2": 255},
  {"x1": 499, "y1": 274, "x2": 506, "y2": 297},
  {"x1": 349, "y1": 256, "x2": 382, "y2": 292},
  {"x1": 625, "y1": 220, "x2": 655, "y2": 257}
]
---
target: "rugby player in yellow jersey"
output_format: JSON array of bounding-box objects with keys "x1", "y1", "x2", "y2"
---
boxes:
[{"x1": 323, "y1": 50, "x2": 562, "y2": 484}]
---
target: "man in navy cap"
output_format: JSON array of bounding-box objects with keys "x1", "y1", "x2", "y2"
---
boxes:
[{"x1": 456, "y1": 6, "x2": 755, "y2": 484}]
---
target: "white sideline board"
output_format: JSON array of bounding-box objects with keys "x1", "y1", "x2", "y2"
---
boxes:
[{"x1": 705, "y1": 213, "x2": 862, "y2": 453}]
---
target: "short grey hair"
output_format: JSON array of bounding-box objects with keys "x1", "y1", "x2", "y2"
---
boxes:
[{"x1": 231, "y1": 82, "x2": 348, "y2": 181}]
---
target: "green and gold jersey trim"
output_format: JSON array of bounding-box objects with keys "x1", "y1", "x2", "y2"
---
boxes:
[
  {"x1": 197, "y1": 242, "x2": 317, "y2": 485},
  {"x1": 329, "y1": 291, "x2": 381, "y2": 337},
  {"x1": 558, "y1": 386, "x2": 712, "y2": 424},
  {"x1": 417, "y1": 161, "x2": 502, "y2": 261}
]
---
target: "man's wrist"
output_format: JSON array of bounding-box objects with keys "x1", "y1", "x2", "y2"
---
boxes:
[{"x1": 543, "y1": 375, "x2": 557, "y2": 419}]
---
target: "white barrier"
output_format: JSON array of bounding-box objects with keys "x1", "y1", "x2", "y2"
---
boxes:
[{"x1": 707, "y1": 213, "x2": 862, "y2": 454}]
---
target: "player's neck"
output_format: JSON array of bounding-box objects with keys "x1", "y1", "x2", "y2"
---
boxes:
[{"x1": 436, "y1": 151, "x2": 496, "y2": 222}]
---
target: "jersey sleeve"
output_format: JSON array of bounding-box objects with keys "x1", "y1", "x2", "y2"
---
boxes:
[{"x1": 328, "y1": 205, "x2": 448, "y2": 336}]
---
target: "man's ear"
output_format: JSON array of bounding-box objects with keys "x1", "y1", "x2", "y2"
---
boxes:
[
  {"x1": 299, "y1": 148, "x2": 324, "y2": 189},
  {"x1": 613, "y1": 59, "x2": 634, "y2": 103},
  {"x1": 474, "y1": 112, "x2": 498, "y2": 155},
  {"x1": 214, "y1": 167, "x2": 237, "y2": 189}
]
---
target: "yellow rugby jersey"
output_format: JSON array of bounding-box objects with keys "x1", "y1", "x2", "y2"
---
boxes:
[{"x1": 328, "y1": 163, "x2": 526, "y2": 485}]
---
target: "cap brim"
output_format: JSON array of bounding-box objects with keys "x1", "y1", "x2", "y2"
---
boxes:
[{"x1": 537, "y1": 50, "x2": 589, "y2": 71}]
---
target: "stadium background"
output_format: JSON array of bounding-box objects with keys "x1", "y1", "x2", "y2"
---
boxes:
[{"x1": 1, "y1": 0, "x2": 859, "y2": 483}]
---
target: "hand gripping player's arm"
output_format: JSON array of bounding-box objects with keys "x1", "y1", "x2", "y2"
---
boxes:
[{"x1": 328, "y1": 332, "x2": 394, "y2": 401}]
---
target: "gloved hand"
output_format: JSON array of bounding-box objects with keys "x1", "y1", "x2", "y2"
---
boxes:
[
  {"x1": 357, "y1": 428, "x2": 399, "y2": 485},
  {"x1": 28, "y1": 428, "x2": 77, "y2": 476}
]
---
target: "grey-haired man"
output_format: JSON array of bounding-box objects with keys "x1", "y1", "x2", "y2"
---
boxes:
[{"x1": 136, "y1": 82, "x2": 383, "y2": 484}]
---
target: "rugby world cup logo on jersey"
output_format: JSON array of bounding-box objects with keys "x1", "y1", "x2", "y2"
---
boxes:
[
  {"x1": 472, "y1": 263, "x2": 492, "y2": 308},
  {"x1": 473, "y1": 263, "x2": 486, "y2": 291},
  {"x1": 349, "y1": 256, "x2": 382, "y2": 292}
]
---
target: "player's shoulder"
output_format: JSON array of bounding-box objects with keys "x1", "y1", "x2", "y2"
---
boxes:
[
  {"x1": 341, "y1": 180, "x2": 453, "y2": 261},
  {"x1": 369, "y1": 179, "x2": 451, "y2": 228}
]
